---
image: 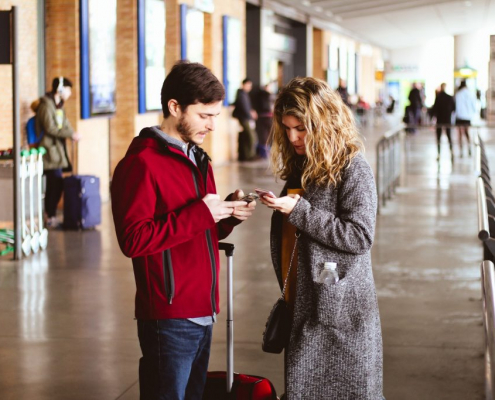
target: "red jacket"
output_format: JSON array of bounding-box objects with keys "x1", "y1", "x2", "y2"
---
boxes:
[{"x1": 111, "y1": 129, "x2": 239, "y2": 319}]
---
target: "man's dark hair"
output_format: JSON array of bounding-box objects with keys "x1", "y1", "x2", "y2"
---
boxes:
[
  {"x1": 459, "y1": 80, "x2": 467, "y2": 89},
  {"x1": 242, "y1": 78, "x2": 252, "y2": 85},
  {"x1": 51, "y1": 77, "x2": 73, "y2": 93},
  {"x1": 161, "y1": 60, "x2": 225, "y2": 118}
]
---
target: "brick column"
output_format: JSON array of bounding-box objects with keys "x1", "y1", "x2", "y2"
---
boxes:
[
  {"x1": 110, "y1": 0, "x2": 139, "y2": 174},
  {"x1": 45, "y1": 0, "x2": 80, "y2": 171}
]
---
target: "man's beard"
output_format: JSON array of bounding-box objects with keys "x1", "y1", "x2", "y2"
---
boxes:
[{"x1": 176, "y1": 115, "x2": 195, "y2": 143}]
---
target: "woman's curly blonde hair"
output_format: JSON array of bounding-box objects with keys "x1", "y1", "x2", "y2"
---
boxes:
[{"x1": 270, "y1": 77, "x2": 363, "y2": 189}]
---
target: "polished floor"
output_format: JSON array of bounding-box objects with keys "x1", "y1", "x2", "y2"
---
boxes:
[{"x1": 0, "y1": 115, "x2": 491, "y2": 399}]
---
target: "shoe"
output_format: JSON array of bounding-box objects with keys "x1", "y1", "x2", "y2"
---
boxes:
[{"x1": 46, "y1": 217, "x2": 61, "y2": 229}]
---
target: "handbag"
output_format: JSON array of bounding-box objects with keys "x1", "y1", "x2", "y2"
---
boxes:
[{"x1": 262, "y1": 233, "x2": 299, "y2": 354}]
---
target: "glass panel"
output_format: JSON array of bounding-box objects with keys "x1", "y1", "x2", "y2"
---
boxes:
[
  {"x1": 145, "y1": 0, "x2": 166, "y2": 111},
  {"x1": 88, "y1": 0, "x2": 117, "y2": 114},
  {"x1": 225, "y1": 17, "x2": 241, "y2": 104},
  {"x1": 186, "y1": 9, "x2": 204, "y2": 64}
]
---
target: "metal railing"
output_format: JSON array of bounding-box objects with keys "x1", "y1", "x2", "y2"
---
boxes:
[
  {"x1": 482, "y1": 260, "x2": 495, "y2": 399},
  {"x1": 376, "y1": 124, "x2": 404, "y2": 213},
  {"x1": 475, "y1": 131, "x2": 495, "y2": 399}
]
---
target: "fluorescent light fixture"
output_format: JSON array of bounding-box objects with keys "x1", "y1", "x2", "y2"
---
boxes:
[
  {"x1": 314, "y1": 6, "x2": 323, "y2": 12},
  {"x1": 302, "y1": 0, "x2": 311, "y2": 6}
]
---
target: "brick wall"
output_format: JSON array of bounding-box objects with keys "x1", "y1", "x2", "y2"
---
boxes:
[
  {"x1": 0, "y1": 0, "x2": 39, "y2": 150},
  {"x1": 1, "y1": 0, "x2": 248, "y2": 178},
  {"x1": 110, "y1": 0, "x2": 138, "y2": 174}
]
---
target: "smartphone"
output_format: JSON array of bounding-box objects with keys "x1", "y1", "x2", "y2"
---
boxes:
[
  {"x1": 255, "y1": 188, "x2": 276, "y2": 198},
  {"x1": 240, "y1": 193, "x2": 259, "y2": 204}
]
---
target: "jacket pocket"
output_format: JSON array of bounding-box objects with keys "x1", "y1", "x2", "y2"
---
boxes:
[
  {"x1": 47, "y1": 143, "x2": 61, "y2": 164},
  {"x1": 162, "y1": 250, "x2": 175, "y2": 304},
  {"x1": 314, "y1": 279, "x2": 349, "y2": 328}
]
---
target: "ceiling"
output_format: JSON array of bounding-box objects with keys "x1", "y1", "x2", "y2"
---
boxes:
[{"x1": 276, "y1": 0, "x2": 495, "y2": 49}]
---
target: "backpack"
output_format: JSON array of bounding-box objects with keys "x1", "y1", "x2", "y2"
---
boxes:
[
  {"x1": 26, "y1": 116, "x2": 43, "y2": 146},
  {"x1": 26, "y1": 98, "x2": 44, "y2": 146}
]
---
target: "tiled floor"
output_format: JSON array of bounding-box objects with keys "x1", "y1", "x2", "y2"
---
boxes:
[{"x1": 0, "y1": 116, "x2": 490, "y2": 399}]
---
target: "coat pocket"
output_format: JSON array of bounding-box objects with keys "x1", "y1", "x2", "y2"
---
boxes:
[
  {"x1": 314, "y1": 279, "x2": 349, "y2": 328},
  {"x1": 47, "y1": 143, "x2": 61, "y2": 164}
]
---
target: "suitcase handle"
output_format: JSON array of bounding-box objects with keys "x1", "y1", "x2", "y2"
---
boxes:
[
  {"x1": 219, "y1": 242, "x2": 235, "y2": 393},
  {"x1": 219, "y1": 242, "x2": 234, "y2": 257}
]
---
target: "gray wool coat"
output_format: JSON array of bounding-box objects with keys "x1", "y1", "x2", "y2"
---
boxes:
[{"x1": 270, "y1": 153, "x2": 383, "y2": 399}]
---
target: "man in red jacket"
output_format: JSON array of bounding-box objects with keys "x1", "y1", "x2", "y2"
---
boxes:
[{"x1": 111, "y1": 61, "x2": 256, "y2": 400}]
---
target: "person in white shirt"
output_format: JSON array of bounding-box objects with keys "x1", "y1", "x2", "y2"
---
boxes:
[{"x1": 454, "y1": 80, "x2": 476, "y2": 157}]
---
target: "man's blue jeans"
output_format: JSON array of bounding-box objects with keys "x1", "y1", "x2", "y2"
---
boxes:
[{"x1": 137, "y1": 319, "x2": 213, "y2": 400}]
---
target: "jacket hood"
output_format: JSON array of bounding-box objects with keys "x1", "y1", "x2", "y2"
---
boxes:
[{"x1": 130, "y1": 126, "x2": 211, "y2": 162}]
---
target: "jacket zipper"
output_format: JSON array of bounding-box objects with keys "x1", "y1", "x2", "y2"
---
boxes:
[
  {"x1": 158, "y1": 146, "x2": 216, "y2": 313},
  {"x1": 191, "y1": 168, "x2": 217, "y2": 317},
  {"x1": 162, "y1": 250, "x2": 175, "y2": 304}
]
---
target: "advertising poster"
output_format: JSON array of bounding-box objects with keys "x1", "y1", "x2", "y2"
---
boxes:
[
  {"x1": 186, "y1": 8, "x2": 204, "y2": 64},
  {"x1": 224, "y1": 17, "x2": 241, "y2": 105},
  {"x1": 88, "y1": 0, "x2": 117, "y2": 114},
  {"x1": 145, "y1": 0, "x2": 166, "y2": 111}
]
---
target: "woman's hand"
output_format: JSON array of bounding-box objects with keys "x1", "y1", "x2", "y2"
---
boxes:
[{"x1": 259, "y1": 194, "x2": 300, "y2": 215}]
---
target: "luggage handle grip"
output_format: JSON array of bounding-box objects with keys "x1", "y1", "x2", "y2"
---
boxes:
[{"x1": 219, "y1": 242, "x2": 234, "y2": 257}]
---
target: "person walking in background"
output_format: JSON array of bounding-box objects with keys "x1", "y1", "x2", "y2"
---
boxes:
[
  {"x1": 259, "y1": 77, "x2": 383, "y2": 399},
  {"x1": 407, "y1": 82, "x2": 423, "y2": 133},
  {"x1": 111, "y1": 61, "x2": 256, "y2": 400},
  {"x1": 455, "y1": 80, "x2": 476, "y2": 157},
  {"x1": 35, "y1": 77, "x2": 80, "y2": 228},
  {"x1": 336, "y1": 78, "x2": 350, "y2": 107},
  {"x1": 232, "y1": 78, "x2": 258, "y2": 161},
  {"x1": 431, "y1": 83, "x2": 455, "y2": 163},
  {"x1": 255, "y1": 82, "x2": 274, "y2": 159}
]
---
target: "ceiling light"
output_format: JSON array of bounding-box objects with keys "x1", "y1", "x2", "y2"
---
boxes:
[
  {"x1": 325, "y1": 11, "x2": 333, "y2": 17},
  {"x1": 302, "y1": 0, "x2": 311, "y2": 6},
  {"x1": 463, "y1": 0, "x2": 472, "y2": 6},
  {"x1": 314, "y1": 6, "x2": 323, "y2": 12},
  {"x1": 335, "y1": 15, "x2": 342, "y2": 22}
]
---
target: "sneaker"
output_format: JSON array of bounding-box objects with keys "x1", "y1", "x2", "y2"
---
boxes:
[{"x1": 46, "y1": 217, "x2": 61, "y2": 229}]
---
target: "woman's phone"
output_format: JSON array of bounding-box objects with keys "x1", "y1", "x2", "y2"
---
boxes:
[{"x1": 255, "y1": 188, "x2": 276, "y2": 198}]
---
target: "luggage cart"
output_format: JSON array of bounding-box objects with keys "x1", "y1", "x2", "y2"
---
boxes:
[{"x1": 37, "y1": 148, "x2": 48, "y2": 249}]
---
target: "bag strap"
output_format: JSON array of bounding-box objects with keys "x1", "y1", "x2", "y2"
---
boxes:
[{"x1": 280, "y1": 231, "x2": 300, "y2": 299}]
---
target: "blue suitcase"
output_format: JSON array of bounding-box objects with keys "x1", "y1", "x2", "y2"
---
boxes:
[{"x1": 63, "y1": 175, "x2": 101, "y2": 230}]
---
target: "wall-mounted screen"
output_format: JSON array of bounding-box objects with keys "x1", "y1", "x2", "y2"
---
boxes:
[
  {"x1": 88, "y1": 0, "x2": 117, "y2": 115},
  {"x1": 183, "y1": 7, "x2": 204, "y2": 64},
  {"x1": 138, "y1": 0, "x2": 166, "y2": 112},
  {"x1": 223, "y1": 16, "x2": 241, "y2": 105}
]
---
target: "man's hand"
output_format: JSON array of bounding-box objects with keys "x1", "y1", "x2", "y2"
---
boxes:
[
  {"x1": 202, "y1": 194, "x2": 248, "y2": 223},
  {"x1": 72, "y1": 132, "x2": 81, "y2": 142},
  {"x1": 230, "y1": 189, "x2": 256, "y2": 221}
]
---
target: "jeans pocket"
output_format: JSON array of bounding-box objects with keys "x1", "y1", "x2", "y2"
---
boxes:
[{"x1": 314, "y1": 280, "x2": 349, "y2": 328}]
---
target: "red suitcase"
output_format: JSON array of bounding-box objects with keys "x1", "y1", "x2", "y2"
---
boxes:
[{"x1": 202, "y1": 243, "x2": 278, "y2": 400}]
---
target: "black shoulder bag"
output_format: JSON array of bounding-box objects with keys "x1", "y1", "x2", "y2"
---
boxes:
[{"x1": 262, "y1": 232, "x2": 299, "y2": 354}]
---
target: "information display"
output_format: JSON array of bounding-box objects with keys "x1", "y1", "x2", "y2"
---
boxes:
[
  {"x1": 223, "y1": 16, "x2": 241, "y2": 105},
  {"x1": 88, "y1": 0, "x2": 117, "y2": 114},
  {"x1": 144, "y1": 0, "x2": 166, "y2": 111}
]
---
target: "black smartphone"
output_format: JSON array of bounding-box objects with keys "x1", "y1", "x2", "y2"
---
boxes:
[{"x1": 240, "y1": 193, "x2": 259, "y2": 204}]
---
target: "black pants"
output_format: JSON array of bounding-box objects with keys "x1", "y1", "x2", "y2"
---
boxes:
[
  {"x1": 436, "y1": 127, "x2": 453, "y2": 155},
  {"x1": 44, "y1": 169, "x2": 63, "y2": 218},
  {"x1": 238, "y1": 119, "x2": 256, "y2": 161}
]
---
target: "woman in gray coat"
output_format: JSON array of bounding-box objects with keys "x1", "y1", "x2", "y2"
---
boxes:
[{"x1": 259, "y1": 77, "x2": 383, "y2": 399}]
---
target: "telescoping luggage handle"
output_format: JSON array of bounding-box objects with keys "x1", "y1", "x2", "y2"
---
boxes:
[{"x1": 218, "y1": 242, "x2": 235, "y2": 393}]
